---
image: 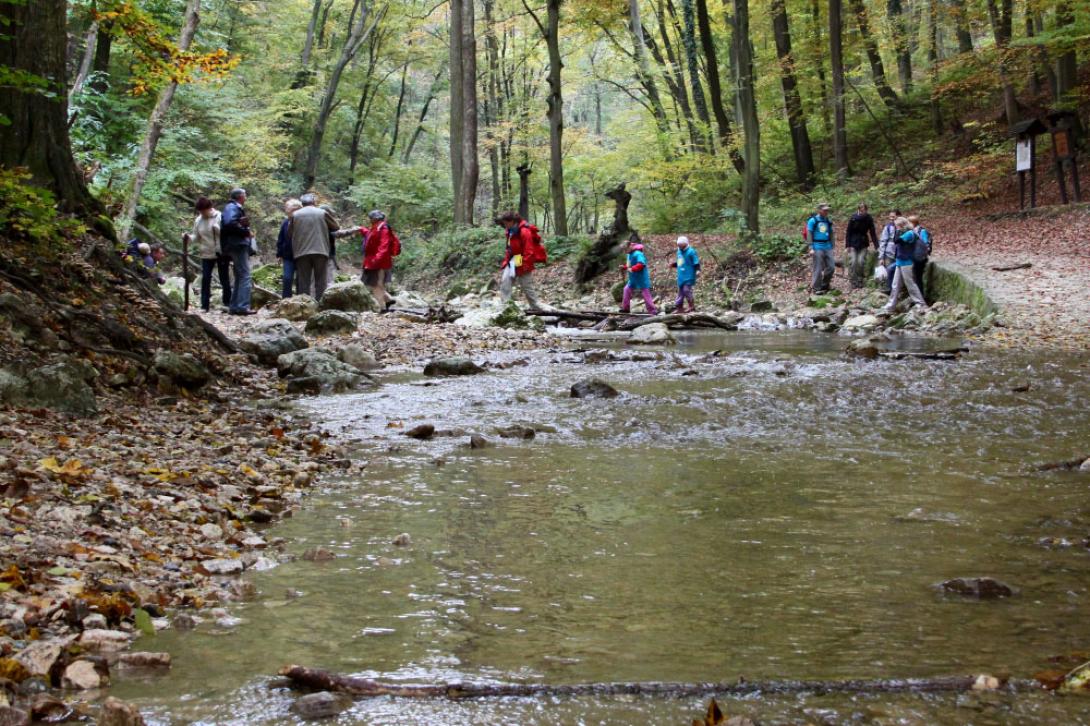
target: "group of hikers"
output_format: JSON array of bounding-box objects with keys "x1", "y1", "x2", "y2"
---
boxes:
[
  {"x1": 806, "y1": 202, "x2": 933, "y2": 312},
  {"x1": 181, "y1": 189, "x2": 401, "y2": 315}
]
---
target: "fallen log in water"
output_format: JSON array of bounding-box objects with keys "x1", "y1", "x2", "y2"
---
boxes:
[
  {"x1": 279, "y1": 665, "x2": 1037, "y2": 701},
  {"x1": 615, "y1": 313, "x2": 739, "y2": 331}
]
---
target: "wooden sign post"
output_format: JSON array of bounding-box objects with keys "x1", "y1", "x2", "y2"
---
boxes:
[
  {"x1": 1048, "y1": 110, "x2": 1081, "y2": 205},
  {"x1": 1010, "y1": 118, "x2": 1047, "y2": 210},
  {"x1": 181, "y1": 233, "x2": 190, "y2": 311}
]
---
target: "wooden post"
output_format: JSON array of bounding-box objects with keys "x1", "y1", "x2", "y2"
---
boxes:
[
  {"x1": 182, "y1": 233, "x2": 190, "y2": 311},
  {"x1": 1029, "y1": 135, "x2": 1037, "y2": 208},
  {"x1": 1048, "y1": 112, "x2": 1081, "y2": 204},
  {"x1": 1010, "y1": 119, "x2": 1046, "y2": 212}
]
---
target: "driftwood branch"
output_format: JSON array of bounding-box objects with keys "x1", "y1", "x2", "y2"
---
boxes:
[
  {"x1": 280, "y1": 665, "x2": 1037, "y2": 701},
  {"x1": 991, "y1": 262, "x2": 1032, "y2": 272}
]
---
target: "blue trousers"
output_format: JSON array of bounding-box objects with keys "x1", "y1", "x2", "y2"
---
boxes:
[
  {"x1": 281, "y1": 258, "x2": 296, "y2": 299},
  {"x1": 228, "y1": 244, "x2": 252, "y2": 313},
  {"x1": 200, "y1": 257, "x2": 232, "y2": 311}
]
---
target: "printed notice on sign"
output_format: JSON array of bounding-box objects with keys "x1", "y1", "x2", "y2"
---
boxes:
[{"x1": 1016, "y1": 139, "x2": 1033, "y2": 171}]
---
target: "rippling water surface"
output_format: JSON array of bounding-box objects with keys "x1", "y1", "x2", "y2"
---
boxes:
[{"x1": 113, "y1": 331, "x2": 1090, "y2": 724}]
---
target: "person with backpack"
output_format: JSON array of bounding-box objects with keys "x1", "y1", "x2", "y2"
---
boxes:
[
  {"x1": 882, "y1": 216, "x2": 927, "y2": 313},
  {"x1": 275, "y1": 198, "x2": 302, "y2": 299},
  {"x1": 805, "y1": 202, "x2": 835, "y2": 294},
  {"x1": 336, "y1": 210, "x2": 402, "y2": 310},
  {"x1": 670, "y1": 236, "x2": 700, "y2": 313},
  {"x1": 221, "y1": 188, "x2": 256, "y2": 315},
  {"x1": 497, "y1": 211, "x2": 545, "y2": 311},
  {"x1": 845, "y1": 202, "x2": 878, "y2": 289},
  {"x1": 619, "y1": 239, "x2": 658, "y2": 315},
  {"x1": 908, "y1": 214, "x2": 931, "y2": 299},
  {"x1": 877, "y1": 209, "x2": 901, "y2": 295}
]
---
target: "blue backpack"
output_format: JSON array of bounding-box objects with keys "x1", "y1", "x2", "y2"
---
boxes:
[{"x1": 912, "y1": 228, "x2": 932, "y2": 262}]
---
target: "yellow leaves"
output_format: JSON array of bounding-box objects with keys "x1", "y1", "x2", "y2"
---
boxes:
[
  {"x1": 693, "y1": 698, "x2": 724, "y2": 726},
  {"x1": 0, "y1": 564, "x2": 26, "y2": 592},
  {"x1": 37, "y1": 457, "x2": 91, "y2": 483},
  {"x1": 0, "y1": 658, "x2": 31, "y2": 683},
  {"x1": 143, "y1": 465, "x2": 178, "y2": 483}
]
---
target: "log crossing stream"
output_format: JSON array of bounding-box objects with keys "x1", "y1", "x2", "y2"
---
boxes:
[{"x1": 112, "y1": 330, "x2": 1090, "y2": 724}]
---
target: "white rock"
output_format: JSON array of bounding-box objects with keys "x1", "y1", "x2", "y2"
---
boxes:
[
  {"x1": 62, "y1": 660, "x2": 103, "y2": 690},
  {"x1": 82, "y1": 614, "x2": 108, "y2": 630},
  {"x1": 78, "y1": 629, "x2": 131, "y2": 653},
  {"x1": 842, "y1": 314, "x2": 881, "y2": 330},
  {"x1": 1080, "y1": 458, "x2": 1090, "y2": 472},
  {"x1": 199, "y1": 523, "x2": 224, "y2": 541},
  {"x1": 627, "y1": 323, "x2": 676, "y2": 345},
  {"x1": 13, "y1": 639, "x2": 65, "y2": 677},
  {"x1": 200, "y1": 558, "x2": 244, "y2": 575}
]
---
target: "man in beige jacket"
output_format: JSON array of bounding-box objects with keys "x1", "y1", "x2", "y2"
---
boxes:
[{"x1": 288, "y1": 193, "x2": 339, "y2": 300}]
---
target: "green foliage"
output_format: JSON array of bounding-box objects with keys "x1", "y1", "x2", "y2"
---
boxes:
[
  {"x1": 348, "y1": 161, "x2": 453, "y2": 231},
  {"x1": 0, "y1": 169, "x2": 86, "y2": 250},
  {"x1": 751, "y1": 233, "x2": 807, "y2": 262},
  {"x1": 395, "y1": 226, "x2": 500, "y2": 283}
]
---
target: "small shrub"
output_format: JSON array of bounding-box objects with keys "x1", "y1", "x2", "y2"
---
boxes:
[
  {"x1": 0, "y1": 168, "x2": 85, "y2": 253},
  {"x1": 752, "y1": 233, "x2": 807, "y2": 262}
]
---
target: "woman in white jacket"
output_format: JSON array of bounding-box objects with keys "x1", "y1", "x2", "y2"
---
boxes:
[{"x1": 187, "y1": 197, "x2": 231, "y2": 312}]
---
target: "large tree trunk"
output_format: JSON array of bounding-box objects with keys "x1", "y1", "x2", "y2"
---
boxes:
[
  {"x1": 91, "y1": 20, "x2": 113, "y2": 92},
  {"x1": 829, "y1": 0, "x2": 850, "y2": 179},
  {"x1": 950, "y1": 0, "x2": 973, "y2": 53},
  {"x1": 770, "y1": 0, "x2": 815, "y2": 189},
  {"x1": 118, "y1": 0, "x2": 201, "y2": 240},
  {"x1": 0, "y1": 0, "x2": 98, "y2": 214},
  {"x1": 697, "y1": 0, "x2": 741, "y2": 170},
  {"x1": 303, "y1": 0, "x2": 379, "y2": 189},
  {"x1": 731, "y1": 0, "x2": 759, "y2": 235},
  {"x1": 1055, "y1": 1, "x2": 1077, "y2": 102},
  {"x1": 888, "y1": 0, "x2": 912, "y2": 93},
  {"x1": 680, "y1": 0, "x2": 711, "y2": 151},
  {"x1": 985, "y1": 0, "x2": 1018, "y2": 125},
  {"x1": 484, "y1": 0, "x2": 502, "y2": 217},
  {"x1": 458, "y1": 0, "x2": 479, "y2": 225},
  {"x1": 525, "y1": 0, "x2": 567, "y2": 236},
  {"x1": 449, "y1": 0, "x2": 465, "y2": 222},
  {"x1": 849, "y1": 0, "x2": 898, "y2": 109}
]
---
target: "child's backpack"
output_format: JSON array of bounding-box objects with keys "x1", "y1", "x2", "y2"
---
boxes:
[
  {"x1": 522, "y1": 223, "x2": 547, "y2": 264},
  {"x1": 912, "y1": 228, "x2": 932, "y2": 262}
]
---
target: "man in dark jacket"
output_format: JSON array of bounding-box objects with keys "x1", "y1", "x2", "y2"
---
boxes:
[
  {"x1": 845, "y1": 203, "x2": 878, "y2": 289},
  {"x1": 221, "y1": 188, "x2": 255, "y2": 315},
  {"x1": 276, "y1": 198, "x2": 302, "y2": 299}
]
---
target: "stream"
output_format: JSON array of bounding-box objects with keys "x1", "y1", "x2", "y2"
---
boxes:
[{"x1": 113, "y1": 330, "x2": 1090, "y2": 724}]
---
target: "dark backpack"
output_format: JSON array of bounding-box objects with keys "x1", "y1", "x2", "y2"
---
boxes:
[{"x1": 912, "y1": 228, "x2": 931, "y2": 262}]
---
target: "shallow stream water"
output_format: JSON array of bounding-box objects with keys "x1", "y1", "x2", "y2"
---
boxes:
[{"x1": 114, "y1": 331, "x2": 1090, "y2": 724}]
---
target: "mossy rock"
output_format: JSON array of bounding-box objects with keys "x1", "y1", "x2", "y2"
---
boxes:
[
  {"x1": 491, "y1": 301, "x2": 544, "y2": 330},
  {"x1": 252, "y1": 264, "x2": 282, "y2": 290}
]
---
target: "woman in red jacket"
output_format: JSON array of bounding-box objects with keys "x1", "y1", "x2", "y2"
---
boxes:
[
  {"x1": 358, "y1": 210, "x2": 400, "y2": 309},
  {"x1": 497, "y1": 211, "x2": 543, "y2": 310}
]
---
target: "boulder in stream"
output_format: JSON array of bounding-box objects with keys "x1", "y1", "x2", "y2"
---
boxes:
[
  {"x1": 423, "y1": 357, "x2": 484, "y2": 377},
  {"x1": 239, "y1": 319, "x2": 308, "y2": 366},
  {"x1": 845, "y1": 338, "x2": 880, "y2": 359},
  {"x1": 305, "y1": 310, "x2": 359, "y2": 336},
  {"x1": 290, "y1": 691, "x2": 353, "y2": 720},
  {"x1": 571, "y1": 378, "x2": 619, "y2": 399},
  {"x1": 403, "y1": 424, "x2": 435, "y2": 440},
  {"x1": 318, "y1": 281, "x2": 378, "y2": 313},
  {"x1": 97, "y1": 697, "x2": 146, "y2": 726},
  {"x1": 277, "y1": 349, "x2": 366, "y2": 393},
  {"x1": 627, "y1": 322, "x2": 676, "y2": 345},
  {"x1": 937, "y1": 577, "x2": 1015, "y2": 599}
]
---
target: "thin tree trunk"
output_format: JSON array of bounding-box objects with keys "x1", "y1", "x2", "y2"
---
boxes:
[
  {"x1": 696, "y1": 0, "x2": 737, "y2": 161},
  {"x1": 652, "y1": 1, "x2": 699, "y2": 147},
  {"x1": 517, "y1": 164, "x2": 531, "y2": 220},
  {"x1": 458, "y1": 0, "x2": 479, "y2": 224},
  {"x1": 90, "y1": 20, "x2": 113, "y2": 92},
  {"x1": 810, "y1": 0, "x2": 831, "y2": 136},
  {"x1": 0, "y1": 0, "x2": 98, "y2": 213},
  {"x1": 770, "y1": 0, "x2": 815, "y2": 189},
  {"x1": 680, "y1": 0, "x2": 711, "y2": 150},
  {"x1": 349, "y1": 33, "x2": 382, "y2": 178},
  {"x1": 449, "y1": 0, "x2": 465, "y2": 222},
  {"x1": 928, "y1": 0, "x2": 943, "y2": 134},
  {"x1": 830, "y1": 0, "x2": 850, "y2": 179},
  {"x1": 1055, "y1": 1, "x2": 1077, "y2": 102},
  {"x1": 403, "y1": 66, "x2": 444, "y2": 164},
  {"x1": 888, "y1": 0, "x2": 912, "y2": 92},
  {"x1": 950, "y1": 0, "x2": 973, "y2": 53},
  {"x1": 731, "y1": 0, "x2": 759, "y2": 235},
  {"x1": 628, "y1": 0, "x2": 673, "y2": 150},
  {"x1": 484, "y1": 0, "x2": 501, "y2": 217},
  {"x1": 522, "y1": 0, "x2": 567, "y2": 236},
  {"x1": 119, "y1": 0, "x2": 201, "y2": 240},
  {"x1": 387, "y1": 62, "x2": 409, "y2": 158},
  {"x1": 301, "y1": 0, "x2": 322, "y2": 68},
  {"x1": 985, "y1": 0, "x2": 1018, "y2": 125},
  {"x1": 317, "y1": 0, "x2": 334, "y2": 48},
  {"x1": 71, "y1": 21, "x2": 99, "y2": 97},
  {"x1": 849, "y1": 0, "x2": 898, "y2": 108},
  {"x1": 303, "y1": 0, "x2": 381, "y2": 188}
]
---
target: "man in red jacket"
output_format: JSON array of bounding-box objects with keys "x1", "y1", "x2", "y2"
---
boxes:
[
  {"x1": 497, "y1": 211, "x2": 543, "y2": 311},
  {"x1": 337, "y1": 210, "x2": 400, "y2": 310}
]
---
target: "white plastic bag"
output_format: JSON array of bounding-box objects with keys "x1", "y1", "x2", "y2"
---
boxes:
[
  {"x1": 874, "y1": 264, "x2": 888, "y2": 282},
  {"x1": 501, "y1": 260, "x2": 516, "y2": 283}
]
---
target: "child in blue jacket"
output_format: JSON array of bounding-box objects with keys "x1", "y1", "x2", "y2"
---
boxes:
[
  {"x1": 670, "y1": 236, "x2": 700, "y2": 313},
  {"x1": 619, "y1": 240, "x2": 657, "y2": 315}
]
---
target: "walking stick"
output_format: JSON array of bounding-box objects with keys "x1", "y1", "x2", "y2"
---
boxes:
[{"x1": 182, "y1": 233, "x2": 190, "y2": 311}]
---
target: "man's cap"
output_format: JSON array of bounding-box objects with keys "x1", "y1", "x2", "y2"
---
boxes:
[
  {"x1": 817, "y1": 202, "x2": 831, "y2": 211},
  {"x1": 677, "y1": 236, "x2": 689, "y2": 246},
  {"x1": 368, "y1": 210, "x2": 386, "y2": 221}
]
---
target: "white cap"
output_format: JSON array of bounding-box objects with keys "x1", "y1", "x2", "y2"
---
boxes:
[
  {"x1": 137, "y1": 242, "x2": 151, "y2": 255},
  {"x1": 676, "y1": 236, "x2": 689, "y2": 246}
]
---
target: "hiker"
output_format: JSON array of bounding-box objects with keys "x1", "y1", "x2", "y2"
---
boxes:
[
  {"x1": 497, "y1": 211, "x2": 544, "y2": 311},
  {"x1": 620, "y1": 239, "x2": 657, "y2": 315},
  {"x1": 143, "y1": 244, "x2": 166, "y2": 285},
  {"x1": 360, "y1": 210, "x2": 400, "y2": 309},
  {"x1": 186, "y1": 197, "x2": 231, "y2": 312},
  {"x1": 845, "y1": 203, "x2": 878, "y2": 289},
  {"x1": 876, "y1": 210, "x2": 900, "y2": 295},
  {"x1": 320, "y1": 203, "x2": 340, "y2": 288},
  {"x1": 805, "y1": 203, "x2": 835, "y2": 294},
  {"x1": 882, "y1": 216, "x2": 927, "y2": 313},
  {"x1": 221, "y1": 188, "x2": 256, "y2": 315},
  {"x1": 908, "y1": 214, "x2": 931, "y2": 300},
  {"x1": 288, "y1": 193, "x2": 339, "y2": 301},
  {"x1": 276, "y1": 198, "x2": 302, "y2": 299},
  {"x1": 670, "y1": 236, "x2": 700, "y2": 313}
]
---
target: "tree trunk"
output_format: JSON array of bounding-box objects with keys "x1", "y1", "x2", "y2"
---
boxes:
[
  {"x1": 303, "y1": 0, "x2": 379, "y2": 189},
  {"x1": 829, "y1": 0, "x2": 850, "y2": 179},
  {"x1": 517, "y1": 164, "x2": 531, "y2": 220},
  {"x1": 731, "y1": 0, "x2": 759, "y2": 235},
  {"x1": 118, "y1": 0, "x2": 201, "y2": 240},
  {"x1": 680, "y1": 0, "x2": 711, "y2": 150},
  {"x1": 770, "y1": 0, "x2": 815, "y2": 189},
  {"x1": 928, "y1": 0, "x2": 943, "y2": 134},
  {"x1": 1055, "y1": 1, "x2": 1077, "y2": 102},
  {"x1": 484, "y1": 0, "x2": 502, "y2": 218},
  {"x1": 0, "y1": 0, "x2": 98, "y2": 214},
  {"x1": 317, "y1": 0, "x2": 334, "y2": 49},
  {"x1": 849, "y1": 0, "x2": 898, "y2": 109},
  {"x1": 809, "y1": 0, "x2": 831, "y2": 136},
  {"x1": 652, "y1": 1, "x2": 699, "y2": 148},
  {"x1": 449, "y1": 0, "x2": 465, "y2": 222},
  {"x1": 348, "y1": 33, "x2": 381, "y2": 178},
  {"x1": 887, "y1": 0, "x2": 912, "y2": 93},
  {"x1": 950, "y1": 0, "x2": 973, "y2": 53},
  {"x1": 387, "y1": 62, "x2": 409, "y2": 158},
  {"x1": 628, "y1": 0, "x2": 673, "y2": 150},
  {"x1": 91, "y1": 21, "x2": 113, "y2": 92},
  {"x1": 696, "y1": 0, "x2": 736, "y2": 157},
  {"x1": 985, "y1": 0, "x2": 1018, "y2": 125},
  {"x1": 402, "y1": 67, "x2": 444, "y2": 164},
  {"x1": 301, "y1": 0, "x2": 322, "y2": 69},
  {"x1": 529, "y1": 0, "x2": 567, "y2": 236},
  {"x1": 71, "y1": 21, "x2": 99, "y2": 97},
  {"x1": 458, "y1": 0, "x2": 479, "y2": 225}
]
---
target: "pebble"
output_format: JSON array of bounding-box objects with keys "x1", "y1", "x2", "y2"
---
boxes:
[
  {"x1": 62, "y1": 660, "x2": 104, "y2": 690},
  {"x1": 302, "y1": 547, "x2": 335, "y2": 562}
]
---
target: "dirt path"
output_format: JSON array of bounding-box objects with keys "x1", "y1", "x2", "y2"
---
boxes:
[{"x1": 928, "y1": 203, "x2": 1090, "y2": 350}]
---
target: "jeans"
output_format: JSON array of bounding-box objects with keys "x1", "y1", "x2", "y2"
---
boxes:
[
  {"x1": 885, "y1": 265, "x2": 926, "y2": 310},
  {"x1": 295, "y1": 254, "x2": 329, "y2": 300},
  {"x1": 621, "y1": 285, "x2": 657, "y2": 315},
  {"x1": 227, "y1": 244, "x2": 252, "y2": 313},
  {"x1": 281, "y1": 258, "x2": 296, "y2": 299},
  {"x1": 847, "y1": 247, "x2": 869, "y2": 288},
  {"x1": 811, "y1": 248, "x2": 835, "y2": 292},
  {"x1": 913, "y1": 259, "x2": 928, "y2": 301},
  {"x1": 674, "y1": 283, "x2": 695, "y2": 311},
  {"x1": 200, "y1": 257, "x2": 232, "y2": 311},
  {"x1": 499, "y1": 270, "x2": 542, "y2": 310}
]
